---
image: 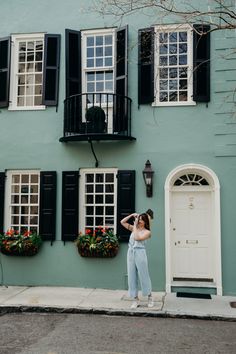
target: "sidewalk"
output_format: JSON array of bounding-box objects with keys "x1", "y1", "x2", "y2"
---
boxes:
[{"x1": 0, "y1": 286, "x2": 236, "y2": 321}]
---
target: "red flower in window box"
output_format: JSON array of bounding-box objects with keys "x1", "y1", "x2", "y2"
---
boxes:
[
  {"x1": 0, "y1": 229, "x2": 42, "y2": 256},
  {"x1": 75, "y1": 228, "x2": 119, "y2": 258}
]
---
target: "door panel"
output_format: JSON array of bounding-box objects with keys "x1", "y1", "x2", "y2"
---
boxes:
[{"x1": 171, "y1": 191, "x2": 213, "y2": 280}]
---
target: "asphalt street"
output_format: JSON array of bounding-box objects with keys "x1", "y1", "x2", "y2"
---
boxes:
[{"x1": 0, "y1": 313, "x2": 236, "y2": 354}]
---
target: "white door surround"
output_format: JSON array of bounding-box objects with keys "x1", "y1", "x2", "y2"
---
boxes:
[{"x1": 165, "y1": 164, "x2": 222, "y2": 295}]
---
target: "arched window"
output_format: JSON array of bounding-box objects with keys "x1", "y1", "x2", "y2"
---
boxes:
[{"x1": 174, "y1": 173, "x2": 209, "y2": 186}]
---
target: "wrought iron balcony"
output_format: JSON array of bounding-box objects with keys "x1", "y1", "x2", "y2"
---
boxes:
[{"x1": 59, "y1": 93, "x2": 135, "y2": 142}]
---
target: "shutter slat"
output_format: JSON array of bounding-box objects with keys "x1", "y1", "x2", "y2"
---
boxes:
[
  {"x1": 138, "y1": 28, "x2": 154, "y2": 105},
  {"x1": 117, "y1": 170, "x2": 135, "y2": 241},
  {"x1": 42, "y1": 34, "x2": 61, "y2": 106},
  {"x1": 0, "y1": 37, "x2": 11, "y2": 108},
  {"x1": 193, "y1": 24, "x2": 211, "y2": 102},
  {"x1": 0, "y1": 172, "x2": 5, "y2": 233},
  {"x1": 61, "y1": 171, "x2": 79, "y2": 241},
  {"x1": 65, "y1": 29, "x2": 81, "y2": 98},
  {"x1": 39, "y1": 171, "x2": 57, "y2": 241}
]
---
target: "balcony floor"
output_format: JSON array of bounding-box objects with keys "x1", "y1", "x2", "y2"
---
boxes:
[{"x1": 59, "y1": 133, "x2": 136, "y2": 142}]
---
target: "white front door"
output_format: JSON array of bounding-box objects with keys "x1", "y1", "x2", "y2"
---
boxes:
[{"x1": 171, "y1": 190, "x2": 214, "y2": 281}]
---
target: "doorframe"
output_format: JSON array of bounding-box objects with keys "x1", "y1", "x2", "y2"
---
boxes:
[{"x1": 164, "y1": 164, "x2": 222, "y2": 295}]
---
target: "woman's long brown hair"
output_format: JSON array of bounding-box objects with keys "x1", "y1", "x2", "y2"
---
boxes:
[{"x1": 138, "y1": 213, "x2": 150, "y2": 231}]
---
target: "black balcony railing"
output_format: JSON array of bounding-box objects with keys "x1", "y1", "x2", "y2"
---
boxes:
[{"x1": 60, "y1": 93, "x2": 135, "y2": 142}]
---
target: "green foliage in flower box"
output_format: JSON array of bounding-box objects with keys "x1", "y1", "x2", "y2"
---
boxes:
[
  {"x1": 75, "y1": 227, "x2": 119, "y2": 258},
  {"x1": 0, "y1": 229, "x2": 42, "y2": 256}
]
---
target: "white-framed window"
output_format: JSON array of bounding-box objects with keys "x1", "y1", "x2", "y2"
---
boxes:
[
  {"x1": 154, "y1": 24, "x2": 195, "y2": 106},
  {"x1": 4, "y1": 170, "x2": 40, "y2": 233},
  {"x1": 79, "y1": 168, "x2": 117, "y2": 233},
  {"x1": 9, "y1": 33, "x2": 45, "y2": 110},
  {"x1": 82, "y1": 28, "x2": 115, "y2": 104}
]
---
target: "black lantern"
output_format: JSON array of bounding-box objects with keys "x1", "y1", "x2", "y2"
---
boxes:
[{"x1": 142, "y1": 160, "x2": 154, "y2": 197}]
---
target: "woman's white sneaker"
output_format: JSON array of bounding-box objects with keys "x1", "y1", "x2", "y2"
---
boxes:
[
  {"x1": 130, "y1": 300, "x2": 139, "y2": 309},
  {"x1": 148, "y1": 297, "x2": 154, "y2": 308}
]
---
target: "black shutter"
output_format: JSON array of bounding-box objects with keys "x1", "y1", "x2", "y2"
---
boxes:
[
  {"x1": 138, "y1": 27, "x2": 154, "y2": 105},
  {"x1": 115, "y1": 26, "x2": 128, "y2": 132},
  {"x1": 65, "y1": 29, "x2": 81, "y2": 98},
  {"x1": 116, "y1": 25, "x2": 128, "y2": 97},
  {"x1": 193, "y1": 24, "x2": 210, "y2": 102},
  {"x1": 0, "y1": 172, "x2": 5, "y2": 233},
  {"x1": 117, "y1": 170, "x2": 135, "y2": 241},
  {"x1": 42, "y1": 34, "x2": 61, "y2": 106},
  {"x1": 39, "y1": 171, "x2": 57, "y2": 241},
  {"x1": 0, "y1": 37, "x2": 11, "y2": 108},
  {"x1": 61, "y1": 171, "x2": 79, "y2": 241}
]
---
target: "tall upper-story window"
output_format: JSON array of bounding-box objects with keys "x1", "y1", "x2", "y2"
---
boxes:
[
  {"x1": 82, "y1": 29, "x2": 115, "y2": 105},
  {"x1": 10, "y1": 34, "x2": 45, "y2": 109},
  {"x1": 155, "y1": 25, "x2": 193, "y2": 105},
  {"x1": 138, "y1": 24, "x2": 210, "y2": 106}
]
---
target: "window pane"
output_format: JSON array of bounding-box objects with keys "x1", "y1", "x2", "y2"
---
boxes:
[
  {"x1": 86, "y1": 195, "x2": 93, "y2": 204},
  {"x1": 87, "y1": 48, "x2": 94, "y2": 58},
  {"x1": 86, "y1": 185, "x2": 94, "y2": 193},
  {"x1": 96, "y1": 185, "x2": 103, "y2": 193},
  {"x1": 169, "y1": 32, "x2": 177, "y2": 42},
  {"x1": 96, "y1": 36, "x2": 103, "y2": 45},
  {"x1": 87, "y1": 36, "x2": 94, "y2": 46},
  {"x1": 96, "y1": 47, "x2": 103, "y2": 57},
  {"x1": 169, "y1": 80, "x2": 177, "y2": 90},
  {"x1": 159, "y1": 44, "x2": 167, "y2": 54},
  {"x1": 106, "y1": 206, "x2": 114, "y2": 215},
  {"x1": 179, "y1": 32, "x2": 187, "y2": 42},
  {"x1": 179, "y1": 91, "x2": 187, "y2": 101},
  {"x1": 86, "y1": 206, "x2": 94, "y2": 215},
  {"x1": 169, "y1": 68, "x2": 177, "y2": 78},
  {"x1": 96, "y1": 58, "x2": 103, "y2": 67},
  {"x1": 160, "y1": 68, "x2": 168, "y2": 79},
  {"x1": 96, "y1": 206, "x2": 104, "y2": 215},
  {"x1": 169, "y1": 44, "x2": 177, "y2": 54},
  {"x1": 105, "y1": 195, "x2": 113, "y2": 204},
  {"x1": 160, "y1": 92, "x2": 168, "y2": 102},
  {"x1": 86, "y1": 217, "x2": 94, "y2": 226},
  {"x1": 87, "y1": 83, "x2": 94, "y2": 92},
  {"x1": 96, "y1": 174, "x2": 104, "y2": 183},
  {"x1": 105, "y1": 46, "x2": 112, "y2": 56},
  {"x1": 169, "y1": 56, "x2": 177, "y2": 65},
  {"x1": 95, "y1": 217, "x2": 103, "y2": 225},
  {"x1": 105, "y1": 35, "x2": 112, "y2": 45},
  {"x1": 95, "y1": 195, "x2": 103, "y2": 203},
  {"x1": 169, "y1": 91, "x2": 178, "y2": 101},
  {"x1": 179, "y1": 55, "x2": 187, "y2": 65},
  {"x1": 86, "y1": 174, "x2": 94, "y2": 183},
  {"x1": 159, "y1": 56, "x2": 167, "y2": 66}
]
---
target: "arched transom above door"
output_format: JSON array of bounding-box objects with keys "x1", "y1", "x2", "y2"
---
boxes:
[{"x1": 173, "y1": 173, "x2": 209, "y2": 186}]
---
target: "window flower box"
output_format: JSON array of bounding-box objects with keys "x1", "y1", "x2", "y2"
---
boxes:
[
  {"x1": 0, "y1": 229, "x2": 42, "y2": 256},
  {"x1": 75, "y1": 228, "x2": 119, "y2": 258}
]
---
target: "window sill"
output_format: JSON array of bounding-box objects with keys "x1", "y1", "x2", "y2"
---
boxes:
[
  {"x1": 152, "y1": 101, "x2": 196, "y2": 107},
  {"x1": 8, "y1": 105, "x2": 46, "y2": 111}
]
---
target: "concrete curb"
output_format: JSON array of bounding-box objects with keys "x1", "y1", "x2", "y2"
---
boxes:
[{"x1": 0, "y1": 305, "x2": 236, "y2": 321}]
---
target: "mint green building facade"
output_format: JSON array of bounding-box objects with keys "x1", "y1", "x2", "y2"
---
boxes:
[{"x1": 0, "y1": 0, "x2": 236, "y2": 295}]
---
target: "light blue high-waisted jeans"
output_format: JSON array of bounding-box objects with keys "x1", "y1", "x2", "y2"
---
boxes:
[{"x1": 127, "y1": 247, "x2": 152, "y2": 298}]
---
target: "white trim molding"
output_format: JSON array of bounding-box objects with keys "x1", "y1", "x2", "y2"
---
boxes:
[{"x1": 164, "y1": 164, "x2": 222, "y2": 295}]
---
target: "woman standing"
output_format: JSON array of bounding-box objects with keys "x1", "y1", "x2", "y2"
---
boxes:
[{"x1": 120, "y1": 212, "x2": 154, "y2": 309}]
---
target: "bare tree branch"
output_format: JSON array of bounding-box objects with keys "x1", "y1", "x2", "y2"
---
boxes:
[{"x1": 94, "y1": 0, "x2": 236, "y2": 31}]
